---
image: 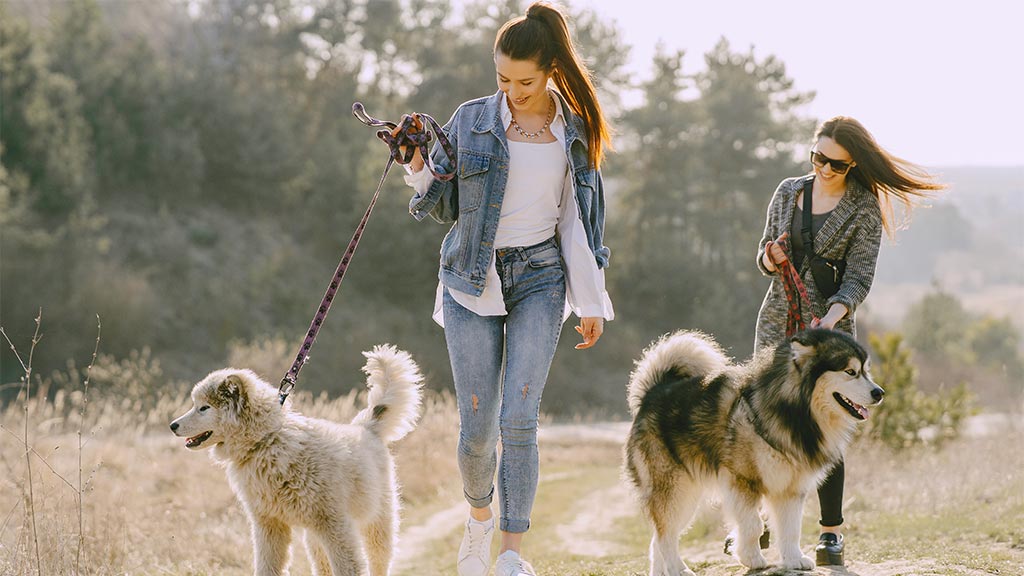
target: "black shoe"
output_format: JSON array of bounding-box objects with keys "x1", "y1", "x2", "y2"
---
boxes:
[
  {"x1": 815, "y1": 532, "x2": 844, "y2": 566},
  {"x1": 723, "y1": 525, "x2": 770, "y2": 555}
]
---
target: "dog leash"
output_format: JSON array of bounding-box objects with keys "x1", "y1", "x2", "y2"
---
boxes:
[
  {"x1": 277, "y1": 103, "x2": 456, "y2": 405},
  {"x1": 766, "y1": 236, "x2": 818, "y2": 337}
]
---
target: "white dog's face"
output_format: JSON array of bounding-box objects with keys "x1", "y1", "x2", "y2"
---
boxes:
[{"x1": 170, "y1": 370, "x2": 249, "y2": 450}]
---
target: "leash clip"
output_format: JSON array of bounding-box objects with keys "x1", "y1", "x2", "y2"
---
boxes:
[{"x1": 278, "y1": 374, "x2": 296, "y2": 405}]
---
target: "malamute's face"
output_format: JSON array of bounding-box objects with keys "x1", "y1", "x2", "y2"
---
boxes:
[
  {"x1": 793, "y1": 330, "x2": 885, "y2": 423},
  {"x1": 169, "y1": 370, "x2": 249, "y2": 450},
  {"x1": 814, "y1": 355, "x2": 883, "y2": 421}
]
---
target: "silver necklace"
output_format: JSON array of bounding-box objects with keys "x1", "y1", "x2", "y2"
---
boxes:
[{"x1": 510, "y1": 96, "x2": 554, "y2": 139}]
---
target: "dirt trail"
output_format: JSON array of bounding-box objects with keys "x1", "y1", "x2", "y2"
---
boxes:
[
  {"x1": 554, "y1": 480, "x2": 634, "y2": 557},
  {"x1": 394, "y1": 415, "x2": 1022, "y2": 575},
  {"x1": 394, "y1": 500, "x2": 466, "y2": 571},
  {"x1": 690, "y1": 559, "x2": 1001, "y2": 576}
]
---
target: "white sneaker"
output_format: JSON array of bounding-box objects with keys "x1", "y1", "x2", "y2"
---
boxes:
[
  {"x1": 494, "y1": 550, "x2": 537, "y2": 576},
  {"x1": 457, "y1": 517, "x2": 494, "y2": 576}
]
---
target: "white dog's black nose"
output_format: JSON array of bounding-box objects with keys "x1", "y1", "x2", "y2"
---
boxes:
[
  {"x1": 170, "y1": 421, "x2": 179, "y2": 432},
  {"x1": 871, "y1": 386, "x2": 885, "y2": 402}
]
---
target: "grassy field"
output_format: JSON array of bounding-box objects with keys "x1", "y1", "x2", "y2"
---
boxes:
[{"x1": 2, "y1": 381, "x2": 1022, "y2": 575}]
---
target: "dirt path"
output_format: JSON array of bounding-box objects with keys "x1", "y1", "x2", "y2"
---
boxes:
[
  {"x1": 394, "y1": 500, "x2": 466, "y2": 571},
  {"x1": 394, "y1": 415, "x2": 1023, "y2": 575},
  {"x1": 554, "y1": 480, "x2": 635, "y2": 557},
  {"x1": 688, "y1": 559, "x2": 1002, "y2": 576}
]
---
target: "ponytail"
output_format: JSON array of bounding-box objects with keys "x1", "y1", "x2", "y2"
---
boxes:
[{"x1": 495, "y1": 1, "x2": 612, "y2": 169}]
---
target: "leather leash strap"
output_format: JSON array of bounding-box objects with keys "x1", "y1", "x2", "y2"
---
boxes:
[
  {"x1": 277, "y1": 103, "x2": 456, "y2": 405},
  {"x1": 767, "y1": 236, "x2": 818, "y2": 338}
]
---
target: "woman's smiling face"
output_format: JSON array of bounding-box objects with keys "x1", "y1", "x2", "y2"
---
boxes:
[
  {"x1": 495, "y1": 51, "x2": 552, "y2": 115},
  {"x1": 811, "y1": 136, "x2": 856, "y2": 186}
]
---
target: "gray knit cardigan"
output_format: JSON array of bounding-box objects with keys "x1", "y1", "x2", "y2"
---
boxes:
[{"x1": 754, "y1": 174, "x2": 883, "y2": 351}]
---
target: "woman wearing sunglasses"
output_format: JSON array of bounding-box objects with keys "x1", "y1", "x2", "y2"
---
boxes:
[{"x1": 753, "y1": 116, "x2": 943, "y2": 566}]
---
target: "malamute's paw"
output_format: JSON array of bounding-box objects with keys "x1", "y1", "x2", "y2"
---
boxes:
[{"x1": 780, "y1": 554, "x2": 815, "y2": 570}]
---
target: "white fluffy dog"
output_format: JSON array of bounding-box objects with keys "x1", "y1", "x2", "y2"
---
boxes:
[{"x1": 170, "y1": 345, "x2": 423, "y2": 576}]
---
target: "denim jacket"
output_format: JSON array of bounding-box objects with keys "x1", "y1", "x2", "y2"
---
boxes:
[{"x1": 409, "y1": 90, "x2": 610, "y2": 297}]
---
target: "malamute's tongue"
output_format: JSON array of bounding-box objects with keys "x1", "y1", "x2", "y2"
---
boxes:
[{"x1": 834, "y1": 392, "x2": 870, "y2": 420}]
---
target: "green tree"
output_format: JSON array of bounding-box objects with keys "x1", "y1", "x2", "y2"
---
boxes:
[
  {"x1": 685, "y1": 40, "x2": 814, "y2": 347},
  {"x1": 0, "y1": 7, "x2": 93, "y2": 217},
  {"x1": 606, "y1": 46, "x2": 698, "y2": 338},
  {"x1": 903, "y1": 288, "x2": 972, "y2": 357},
  {"x1": 966, "y1": 316, "x2": 1024, "y2": 387},
  {"x1": 609, "y1": 39, "x2": 813, "y2": 355}
]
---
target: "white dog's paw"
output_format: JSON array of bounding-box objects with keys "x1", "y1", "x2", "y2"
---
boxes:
[
  {"x1": 650, "y1": 564, "x2": 695, "y2": 576},
  {"x1": 737, "y1": 550, "x2": 769, "y2": 570},
  {"x1": 781, "y1": 554, "x2": 815, "y2": 570}
]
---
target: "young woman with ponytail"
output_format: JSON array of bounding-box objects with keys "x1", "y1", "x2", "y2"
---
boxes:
[
  {"x1": 395, "y1": 3, "x2": 614, "y2": 575},
  {"x1": 754, "y1": 116, "x2": 944, "y2": 566}
]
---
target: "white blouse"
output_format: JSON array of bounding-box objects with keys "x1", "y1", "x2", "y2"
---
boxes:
[{"x1": 404, "y1": 92, "x2": 614, "y2": 327}]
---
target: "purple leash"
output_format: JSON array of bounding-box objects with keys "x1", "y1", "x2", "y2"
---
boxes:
[{"x1": 277, "y1": 103, "x2": 456, "y2": 405}]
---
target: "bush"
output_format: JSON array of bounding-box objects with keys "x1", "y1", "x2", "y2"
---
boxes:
[
  {"x1": 966, "y1": 316, "x2": 1024, "y2": 387},
  {"x1": 867, "y1": 332, "x2": 975, "y2": 450}
]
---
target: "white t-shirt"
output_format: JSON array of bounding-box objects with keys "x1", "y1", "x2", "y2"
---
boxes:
[{"x1": 404, "y1": 92, "x2": 614, "y2": 326}]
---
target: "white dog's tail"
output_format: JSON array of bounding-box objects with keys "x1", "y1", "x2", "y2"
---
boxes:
[
  {"x1": 352, "y1": 344, "x2": 424, "y2": 443},
  {"x1": 627, "y1": 330, "x2": 730, "y2": 416}
]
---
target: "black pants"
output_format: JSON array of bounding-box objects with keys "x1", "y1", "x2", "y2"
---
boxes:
[{"x1": 818, "y1": 459, "x2": 844, "y2": 527}]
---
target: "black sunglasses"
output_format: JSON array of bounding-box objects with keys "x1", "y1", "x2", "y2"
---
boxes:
[{"x1": 810, "y1": 150, "x2": 854, "y2": 175}]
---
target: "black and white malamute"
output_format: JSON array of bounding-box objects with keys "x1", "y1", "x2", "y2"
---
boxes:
[{"x1": 624, "y1": 329, "x2": 883, "y2": 575}]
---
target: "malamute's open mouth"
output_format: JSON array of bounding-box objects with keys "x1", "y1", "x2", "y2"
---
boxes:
[
  {"x1": 833, "y1": 392, "x2": 869, "y2": 420},
  {"x1": 185, "y1": 431, "x2": 213, "y2": 448}
]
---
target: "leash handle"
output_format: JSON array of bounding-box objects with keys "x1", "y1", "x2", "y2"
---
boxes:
[
  {"x1": 352, "y1": 102, "x2": 457, "y2": 181},
  {"x1": 767, "y1": 237, "x2": 818, "y2": 337}
]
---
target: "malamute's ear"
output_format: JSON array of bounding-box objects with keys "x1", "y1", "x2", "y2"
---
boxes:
[{"x1": 789, "y1": 338, "x2": 814, "y2": 370}]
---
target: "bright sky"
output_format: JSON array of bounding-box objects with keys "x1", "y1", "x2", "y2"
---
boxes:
[{"x1": 573, "y1": 0, "x2": 1023, "y2": 167}]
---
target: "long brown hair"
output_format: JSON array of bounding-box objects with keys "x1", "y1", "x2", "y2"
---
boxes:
[
  {"x1": 817, "y1": 116, "x2": 945, "y2": 237},
  {"x1": 495, "y1": 1, "x2": 612, "y2": 169}
]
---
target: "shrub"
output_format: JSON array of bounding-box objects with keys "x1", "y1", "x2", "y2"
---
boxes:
[{"x1": 867, "y1": 332, "x2": 975, "y2": 450}]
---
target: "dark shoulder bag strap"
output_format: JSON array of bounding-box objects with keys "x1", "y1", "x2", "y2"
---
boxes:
[{"x1": 802, "y1": 176, "x2": 815, "y2": 262}]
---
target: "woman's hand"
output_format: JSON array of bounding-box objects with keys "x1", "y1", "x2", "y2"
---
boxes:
[
  {"x1": 762, "y1": 232, "x2": 789, "y2": 272},
  {"x1": 811, "y1": 303, "x2": 849, "y2": 330},
  {"x1": 574, "y1": 317, "x2": 604, "y2": 349},
  {"x1": 390, "y1": 114, "x2": 426, "y2": 173}
]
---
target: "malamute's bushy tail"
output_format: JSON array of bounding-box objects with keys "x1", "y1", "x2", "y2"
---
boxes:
[
  {"x1": 627, "y1": 330, "x2": 730, "y2": 416},
  {"x1": 351, "y1": 344, "x2": 424, "y2": 443}
]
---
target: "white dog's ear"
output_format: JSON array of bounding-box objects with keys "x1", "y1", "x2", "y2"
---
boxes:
[{"x1": 217, "y1": 374, "x2": 245, "y2": 411}]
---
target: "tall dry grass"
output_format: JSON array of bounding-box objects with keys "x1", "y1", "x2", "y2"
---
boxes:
[{"x1": 6, "y1": 327, "x2": 1019, "y2": 575}]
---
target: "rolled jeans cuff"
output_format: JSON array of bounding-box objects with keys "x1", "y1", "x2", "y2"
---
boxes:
[
  {"x1": 500, "y1": 517, "x2": 530, "y2": 534},
  {"x1": 465, "y1": 486, "x2": 494, "y2": 509}
]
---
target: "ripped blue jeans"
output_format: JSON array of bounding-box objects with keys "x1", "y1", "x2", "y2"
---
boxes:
[{"x1": 442, "y1": 237, "x2": 565, "y2": 534}]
